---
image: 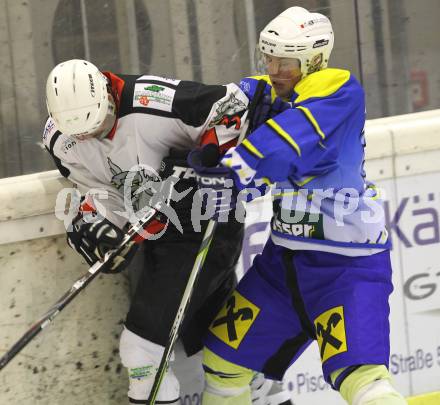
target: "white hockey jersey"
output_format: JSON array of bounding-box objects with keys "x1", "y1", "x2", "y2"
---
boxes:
[{"x1": 43, "y1": 73, "x2": 248, "y2": 229}]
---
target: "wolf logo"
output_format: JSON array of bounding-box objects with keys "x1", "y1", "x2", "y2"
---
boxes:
[
  {"x1": 108, "y1": 157, "x2": 158, "y2": 212},
  {"x1": 107, "y1": 157, "x2": 190, "y2": 234},
  {"x1": 210, "y1": 93, "x2": 247, "y2": 128}
]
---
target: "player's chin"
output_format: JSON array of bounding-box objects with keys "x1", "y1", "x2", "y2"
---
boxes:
[{"x1": 271, "y1": 80, "x2": 292, "y2": 98}]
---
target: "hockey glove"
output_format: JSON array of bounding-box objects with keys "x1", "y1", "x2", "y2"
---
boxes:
[
  {"x1": 252, "y1": 94, "x2": 291, "y2": 130},
  {"x1": 187, "y1": 144, "x2": 238, "y2": 220},
  {"x1": 67, "y1": 212, "x2": 138, "y2": 274}
]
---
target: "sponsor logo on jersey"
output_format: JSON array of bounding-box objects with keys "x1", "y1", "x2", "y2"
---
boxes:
[
  {"x1": 209, "y1": 93, "x2": 247, "y2": 129},
  {"x1": 209, "y1": 291, "x2": 260, "y2": 349},
  {"x1": 138, "y1": 95, "x2": 149, "y2": 106},
  {"x1": 272, "y1": 219, "x2": 316, "y2": 238},
  {"x1": 314, "y1": 306, "x2": 348, "y2": 362},
  {"x1": 133, "y1": 83, "x2": 175, "y2": 112},
  {"x1": 271, "y1": 210, "x2": 324, "y2": 239},
  {"x1": 144, "y1": 85, "x2": 165, "y2": 92},
  {"x1": 61, "y1": 138, "x2": 77, "y2": 154}
]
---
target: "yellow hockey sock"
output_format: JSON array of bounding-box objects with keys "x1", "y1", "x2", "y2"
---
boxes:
[{"x1": 331, "y1": 365, "x2": 407, "y2": 405}]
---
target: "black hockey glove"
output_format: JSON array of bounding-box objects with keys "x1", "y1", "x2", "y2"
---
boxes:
[
  {"x1": 67, "y1": 213, "x2": 138, "y2": 274},
  {"x1": 252, "y1": 93, "x2": 291, "y2": 130}
]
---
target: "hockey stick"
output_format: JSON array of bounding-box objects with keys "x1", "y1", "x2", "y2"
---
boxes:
[
  {"x1": 0, "y1": 203, "x2": 163, "y2": 372},
  {"x1": 146, "y1": 80, "x2": 267, "y2": 404}
]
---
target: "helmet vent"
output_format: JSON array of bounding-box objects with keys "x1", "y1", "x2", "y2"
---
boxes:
[
  {"x1": 55, "y1": 88, "x2": 58, "y2": 96},
  {"x1": 54, "y1": 77, "x2": 57, "y2": 84},
  {"x1": 86, "y1": 112, "x2": 90, "y2": 120},
  {"x1": 268, "y1": 30, "x2": 279, "y2": 36},
  {"x1": 284, "y1": 45, "x2": 307, "y2": 51}
]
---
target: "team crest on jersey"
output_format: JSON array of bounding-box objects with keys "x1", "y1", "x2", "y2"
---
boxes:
[
  {"x1": 107, "y1": 157, "x2": 190, "y2": 234},
  {"x1": 209, "y1": 93, "x2": 247, "y2": 129},
  {"x1": 108, "y1": 157, "x2": 159, "y2": 211},
  {"x1": 209, "y1": 291, "x2": 260, "y2": 349},
  {"x1": 314, "y1": 306, "x2": 348, "y2": 362},
  {"x1": 239, "y1": 80, "x2": 251, "y2": 94}
]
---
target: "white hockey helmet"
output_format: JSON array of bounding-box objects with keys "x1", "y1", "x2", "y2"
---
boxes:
[
  {"x1": 46, "y1": 59, "x2": 112, "y2": 137},
  {"x1": 258, "y1": 7, "x2": 334, "y2": 77}
]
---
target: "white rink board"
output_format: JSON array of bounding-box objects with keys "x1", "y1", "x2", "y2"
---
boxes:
[
  {"x1": 175, "y1": 172, "x2": 440, "y2": 403},
  {"x1": 1, "y1": 110, "x2": 440, "y2": 404}
]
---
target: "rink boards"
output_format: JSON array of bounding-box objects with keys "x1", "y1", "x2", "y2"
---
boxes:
[{"x1": 1, "y1": 109, "x2": 440, "y2": 404}]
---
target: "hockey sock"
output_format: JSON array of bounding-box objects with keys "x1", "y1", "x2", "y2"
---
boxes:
[
  {"x1": 331, "y1": 365, "x2": 407, "y2": 405},
  {"x1": 202, "y1": 347, "x2": 254, "y2": 405},
  {"x1": 119, "y1": 327, "x2": 180, "y2": 403}
]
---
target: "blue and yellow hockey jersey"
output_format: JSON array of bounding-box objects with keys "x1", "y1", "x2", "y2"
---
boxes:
[{"x1": 222, "y1": 69, "x2": 390, "y2": 256}]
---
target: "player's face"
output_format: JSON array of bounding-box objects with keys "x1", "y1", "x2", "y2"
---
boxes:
[{"x1": 263, "y1": 55, "x2": 302, "y2": 99}]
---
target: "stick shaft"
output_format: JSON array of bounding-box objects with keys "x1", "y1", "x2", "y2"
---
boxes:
[{"x1": 147, "y1": 220, "x2": 217, "y2": 404}]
